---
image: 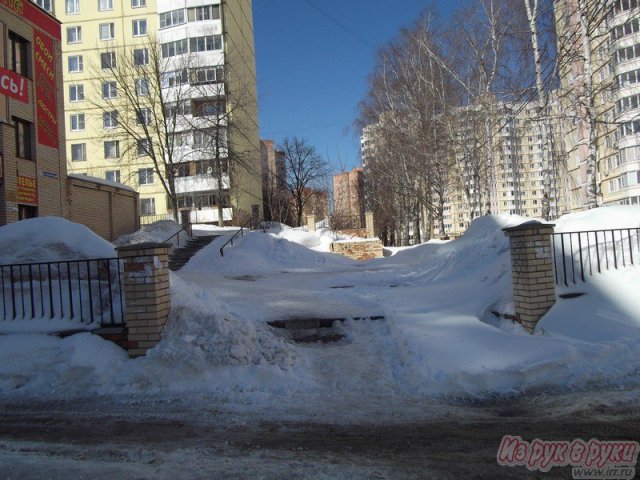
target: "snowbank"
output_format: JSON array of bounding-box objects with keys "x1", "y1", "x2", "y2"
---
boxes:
[
  {"x1": 113, "y1": 220, "x2": 182, "y2": 247},
  {"x1": 1, "y1": 207, "x2": 639, "y2": 413},
  {"x1": 0, "y1": 217, "x2": 115, "y2": 264}
]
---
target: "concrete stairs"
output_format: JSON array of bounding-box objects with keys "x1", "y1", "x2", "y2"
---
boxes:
[{"x1": 168, "y1": 235, "x2": 218, "y2": 271}]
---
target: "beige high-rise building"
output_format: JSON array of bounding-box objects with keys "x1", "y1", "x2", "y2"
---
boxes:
[
  {"x1": 45, "y1": 0, "x2": 262, "y2": 224},
  {"x1": 555, "y1": 0, "x2": 640, "y2": 209}
]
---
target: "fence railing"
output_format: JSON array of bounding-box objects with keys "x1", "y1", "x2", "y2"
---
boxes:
[
  {"x1": 219, "y1": 216, "x2": 261, "y2": 257},
  {"x1": 140, "y1": 213, "x2": 175, "y2": 225},
  {"x1": 552, "y1": 228, "x2": 640, "y2": 286},
  {"x1": 0, "y1": 258, "x2": 125, "y2": 327}
]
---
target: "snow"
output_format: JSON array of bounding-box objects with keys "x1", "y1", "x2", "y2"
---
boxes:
[
  {"x1": 68, "y1": 173, "x2": 136, "y2": 192},
  {"x1": 1, "y1": 207, "x2": 640, "y2": 420},
  {"x1": 0, "y1": 217, "x2": 116, "y2": 264},
  {"x1": 113, "y1": 220, "x2": 183, "y2": 247}
]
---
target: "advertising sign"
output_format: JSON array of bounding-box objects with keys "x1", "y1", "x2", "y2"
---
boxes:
[
  {"x1": 33, "y1": 30, "x2": 58, "y2": 148},
  {"x1": 0, "y1": 66, "x2": 28, "y2": 103},
  {"x1": 16, "y1": 175, "x2": 38, "y2": 204}
]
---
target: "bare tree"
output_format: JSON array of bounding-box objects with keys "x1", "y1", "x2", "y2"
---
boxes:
[
  {"x1": 90, "y1": 34, "x2": 258, "y2": 225},
  {"x1": 278, "y1": 136, "x2": 331, "y2": 227}
]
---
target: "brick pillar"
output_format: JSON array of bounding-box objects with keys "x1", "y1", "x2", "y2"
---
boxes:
[
  {"x1": 503, "y1": 221, "x2": 556, "y2": 333},
  {"x1": 116, "y1": 242, "x2": 171, "y2": 357},
  {"x1": 307, "y1": 215, "x2": 316, "y2": 232},
  {"x1": 365, "y1": 211, "x2": 375, "y2": 239}
]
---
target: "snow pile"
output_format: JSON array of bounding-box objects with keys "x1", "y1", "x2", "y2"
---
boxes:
[
  {"x1": 0, "y1": 208, "x2": 640, "y2": 410},
  {"x1": 555, "y1": 205, "x2": 640, "y2": 232},
  {"x1": 113, "y1": 221, "x2": 182, "y2": 247},
  {"x1": 182, "y1": 230, "x2": 355, "y2": 274},
  {"x1": 148, "y1": 274, "x2": 296, "y2": 370},
  {"x1": 0, "y1": 217, "x2": 115, "y2": 264}
]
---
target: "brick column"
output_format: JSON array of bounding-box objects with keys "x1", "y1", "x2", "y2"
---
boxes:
[
  {"x1": 503, "y1": 221, "x2": 556, "y2": 333},
  {"x1": 307, "y1": 215, "x2": 316, "y2": 232},
  {"x1": 116, "y1": 242, "x2": 171, "y2": 357},
  {"x1": 365, "y1": 211, "x2": 375, "y2": 239}
]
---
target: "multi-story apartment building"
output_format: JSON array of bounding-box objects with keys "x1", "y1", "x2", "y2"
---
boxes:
[
  {"x1": 333, "y1": 167, "x2": 364, "y2": 228},
  {"x1": 361, "y1": 98, "x2": 567, "y2": 240},
  {"x1": 555, "y1": 0, "x2": 640, "y2": 209},
  {"x1": 1, "y1": 0, "x2": 69, "y2": 224},
  {"x1": 47, "y1": 0, "x2": 261, "y2": 224}
]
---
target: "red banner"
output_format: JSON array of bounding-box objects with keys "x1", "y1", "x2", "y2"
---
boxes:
[
  {"x1": 17, "y1": 175, "x2": 38, "y2": 204},
  {"x1": 1, "y1": 0, "x2": 61, "y2": 41},
  {"x1": 33, "y1": 30, "x2": 58, "y2": 148},
  {"x1": 0, "y1": 66, "x2": 28, "y2": 103}
]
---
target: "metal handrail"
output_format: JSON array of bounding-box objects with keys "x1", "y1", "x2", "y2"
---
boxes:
[
  {"x1": 219, "y1": 216, "x2": 260, "y2": 257},
  {"x1": 162, "y1": 226, "x2": 191, "y2": 248}
]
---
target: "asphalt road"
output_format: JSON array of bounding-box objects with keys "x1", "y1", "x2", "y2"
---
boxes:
[{"x1": 1, "y1": 397, "x2": 639, "y2": 479}]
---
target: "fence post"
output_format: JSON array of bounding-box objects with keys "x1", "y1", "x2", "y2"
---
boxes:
[
  {"x1": 116, "y1": 242, "x2": 171, "y2": 357},
  {"x1": 307, "y1": 215, "x2": 316, "y2": 232},
  {"x1": 503, "y1": 221, "x2": 556, "y2": 334},
  {"x1": 365, "y1": 211, "x2": 375, "y2": 239}
]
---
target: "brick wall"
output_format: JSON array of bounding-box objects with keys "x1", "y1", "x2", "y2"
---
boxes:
[
  {"x1": 68, "y1": 176, "x2": 139, "y2": 241},
  {"x1": 331, "y1": 239, "x2": 384, "y2": 260},
  {"x1": 503, "y1": 222, "x2": 556, "y2": 333},
  {"x1": 0, "y1": 4, "x2": 68, "y2": 225}
]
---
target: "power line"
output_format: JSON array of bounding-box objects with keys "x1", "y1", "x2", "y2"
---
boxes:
[{"x1": 301, "y1": 0, "x2": 375, "y2": 50}]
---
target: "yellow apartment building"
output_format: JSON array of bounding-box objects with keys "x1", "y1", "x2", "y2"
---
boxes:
[{"x1": 47, "y1": 0, "x2": 262, "y2": 224}]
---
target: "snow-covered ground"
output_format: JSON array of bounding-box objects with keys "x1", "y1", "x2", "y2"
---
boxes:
[{"x1": 0, "y1": 207, "x2": 639, "y2": 422}]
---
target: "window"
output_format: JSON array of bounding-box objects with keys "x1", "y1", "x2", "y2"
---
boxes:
[
  {"x1": 13, "y1": 117, "x2": 33, "y2": 160},
  {"x1": 136, "y1": 108, "x2": 152, "y2": 125},
  {"x1": 71, "y1": 143, "x2": 86, "y2": 161},
  {"x1": 138, "y1": 168, "x2": 154, "y2": 185},
  {"x1": 189, "y1": 35, "x2": 222, "y2": 52},
  {"x1": 99, "y1": 23, "x2": 115, "y2": 40},
  {"x1": 161, "y1": 68, "x2": 188, "y2": 87},
  {"x1": 176, "y1": 163, "x2": 190, "y2": 177},
  {"x1": 193, "y1": 99, "x2": 225, "y2": 117},
  {"x1": 33, "y1": 0, "x2": 52, "y2": 13},
  {"x1": 131, "y1": 0, "x2": 146, "y2": 7},
  {"x1": 137, "y1": 139, "x2": 151, "y2": 156},
  {"x1": 104, "y1": 140, "x2": 120, "y2": 158},
  {"x1": 70, "y1": 113, "x2": 85, "y2": 131},
  {"x1": 66, "y1": 0, "x2": 80, "y2": 14},
  {"x1": 102, "y1": 81, "x2": 117, "y2": 99},
  {"x1": 132, "y1": 19, "x2": 147, "y2": 36},
  {"x1": 161, "y1": 39, "x2": 188, "y2": 58},
  {"x1": 191, "y1": 66, "x2": 223, "y2": 84},
  {"x1": 164, "y1": 102, "x2": 191, "y2": 117},
  {"x1": 187, "y1": 4, "x2": 220, "y2": 21},
  {"x1": 68, "y1": 55, "x2": 83, "y2": 73},
  {"x1": 67, "y1": 26, "x2": 82, "y2": 43},
  {"x1": 140, "y1": 198, "x2": 155, "y2": 215},
  {"x1": 69, "y1": 84, "x2": 84, "y2": 102},
  {"x1": 101, "y1": 52, "x2": 116, "y2": 69},
  {"x1": 159, "y1": 9, "x2": 185, "y2": 28},
  {"x1": 8, "y1": 32, "x2": 30, "y2": 78},
  {"x1": 135, "y1": 78, "x2": 150, "y2": 96},
  {"x1": 99, "y1": 0, "x2": 113, "y2": 10},
  {"x1": 133, "y1": 48, "x2": 149, "y2": 65},
  {"x1": 105, "y1": 170, "x2": 121, "y2": 183},
  {"x1": 103, "y1": 111, "x2": 119, "y2": 128}
]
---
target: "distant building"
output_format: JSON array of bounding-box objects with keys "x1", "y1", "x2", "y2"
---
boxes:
[
  {"x1": 333, "y1": 167, "x2": 364, "y2": 228},
  {"x1": 260, "y1": 139, "x2": 288, "y2": 223},
  {"x1": 0, "y1": 0, "x2": 69, "y2": 224}
]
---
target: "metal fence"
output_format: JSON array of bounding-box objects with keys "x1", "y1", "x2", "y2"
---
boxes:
[
  {"x1": 552, "y1": 228, "x2": 640, "y2": 286},
  {"x1": 0, "y1": 258, "x2": 125, "y2": 326}
]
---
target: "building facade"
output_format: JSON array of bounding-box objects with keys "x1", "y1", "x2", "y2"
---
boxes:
[
  {"x1": 555, "y1": 0, "x2": 640, "y2": 210},
  {"x1": 50, "y1": 0, "x2": 262, "y2": 224},
  {"x1": 0, "y1": 0, "x2": 68, "y2": 225},
  {"x1": 333, "y1": 167, "x2": 364, "y2": 228}
]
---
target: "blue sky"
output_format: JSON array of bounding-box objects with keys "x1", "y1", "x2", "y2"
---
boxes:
[{"x1": 253, "y1": 0, "x2": 462, "y2": 173}]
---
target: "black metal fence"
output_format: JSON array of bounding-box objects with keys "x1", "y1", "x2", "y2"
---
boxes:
[
  {"x1": 552, "y1": 228, "x2": 640, "y2": 286},
  {"x1": 0, "y1": 258, "x2": 125, "y2": 326}
]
